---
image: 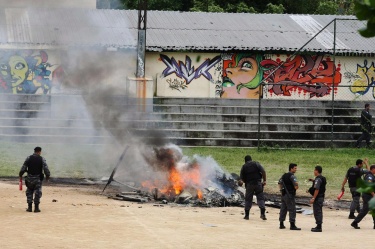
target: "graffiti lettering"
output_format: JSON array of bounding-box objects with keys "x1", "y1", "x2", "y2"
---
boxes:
[
  {"x1": 350, "y1": 60, "x2": 375, "y2": 97},
  {"x1": 263, "y1": 55, "x2": 342, "y2": 97},
  {"x1": 160, "y1": 54, "x2": 221, "y2": 84},
  {"x1": 167, "y1": 78, "x2": 187, "y2": 92}
]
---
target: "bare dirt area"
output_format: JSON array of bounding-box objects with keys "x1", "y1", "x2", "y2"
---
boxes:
[{"x1": 1, "y1": 180, "x2": 374, "y2": 249}]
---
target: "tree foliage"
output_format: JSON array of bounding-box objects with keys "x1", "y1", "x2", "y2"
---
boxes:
[
  {"x1": 355, "y1": 0, "x2": 375, "y2": 37},
  {"x1": 114, "y1": 0, "x2": 357, "y2": 15}
]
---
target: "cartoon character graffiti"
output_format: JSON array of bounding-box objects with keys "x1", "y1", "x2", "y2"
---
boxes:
[
  {"x1": 221, "y1": 54, "x2": 270, "y2": 98},
  {"x1": 350, "y1": 60, "x2": 375, "y2": 98},
  {"x1": 0, "y1": 50, "x2": 59, "y2": 94},
  {"x1": 222, "y1": 54, "x2": 342, "y2": 98}
]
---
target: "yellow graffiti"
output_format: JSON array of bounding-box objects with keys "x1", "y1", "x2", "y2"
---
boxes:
[
  {"x1": 351, "y1": 64, "x2": 369, "y2": 94},
  {"x1": 350, "y1": 60, "x2": 375, "y2": 99}
]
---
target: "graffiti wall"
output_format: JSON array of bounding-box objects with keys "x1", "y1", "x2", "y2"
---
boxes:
[
  {"x1": 147, "y1": 52, "x2": 375, "y2": 101},
  {"x1": 0, "y1": 50, "x2": 63, "y2": 94}
]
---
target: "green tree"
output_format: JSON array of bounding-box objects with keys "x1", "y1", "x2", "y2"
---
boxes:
[
  {"x1": 264, "y1": 3, "x2": 285, "y2": 13},
  {"x1": 190, "y1": 0, "x2": 223, "y2": 12},
  {"x1": 237, "y1": 2, "x2": 257, "y2": 13},
  {"x1": 315, "y1": 0, "x2": 338, "y2": 14},
  {"x1": 355, "y1": 0, "x2": 375, "y2": 37}
]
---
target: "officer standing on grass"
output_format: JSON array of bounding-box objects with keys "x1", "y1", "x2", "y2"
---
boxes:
[
  {"x1": 239, "y1": 155, "x2": 267, "y2": 221},
  {"x1": 19, "y1": 147, "x2": 50, "y2": 213},
  {"x1": 309, "y1": 166, "x2": 326, "y2": 232},
  {"x1": 341, "y1": 158, "x2": 369, "y2": 219},
  {"x1": 278, "y1": 163, "x2": 301, "y2": 230},
  {"x1": 351, "y1": 164, "x2": 375, "y2": 230}
]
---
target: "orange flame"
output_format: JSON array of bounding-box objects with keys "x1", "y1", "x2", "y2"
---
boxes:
[
  {"x1": 197, "y1": 189, "x2": 203, "y2": 199},
  {"x1": 169, "y1": 167, "x2": 184, "y2": 195},
  {"x1": 141, "y1": 163, "x2": 204, "y2": 199}
]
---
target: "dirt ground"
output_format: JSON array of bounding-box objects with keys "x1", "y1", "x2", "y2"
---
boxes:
[{"x1": 1, "y1": 180, "x2": 374, "y2": 249}]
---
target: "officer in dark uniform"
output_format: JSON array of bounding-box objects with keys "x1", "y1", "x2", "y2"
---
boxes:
[
  {"x1": 309, "y1": 165, "x2": 326, "y2": 232},
  {"x1": 351, "y1": 164, "x2": 375, "y2": 229},
  {"x1": 239, "y1": 155, "x2": 267, "y2": 221},
  {"x1": 341, "y1": 158, "x2": 369, "y2": 219},
  {"x1": 19, "y1": 147, "x2": 51, "y2": 213},
  {"x1": 356, "y1": 103, "x2": 372, "y2": 148},
  {"x1": 278, "y1": 163, "x2": 301, "y2": 230}
]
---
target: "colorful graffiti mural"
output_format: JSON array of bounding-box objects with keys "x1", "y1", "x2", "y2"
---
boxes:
[
  {"x1": 349, "y1": 60, "x2": 375, "y2": 98},
  {"x1": 0, "y1": 50, "x2": 62, "y2": 94},
  {"x1": 221, "y1": 54, "x2": 342, "y2": 98},
  {"x1": 160, "y1": 54, "x2": 221, "y2": 84}
]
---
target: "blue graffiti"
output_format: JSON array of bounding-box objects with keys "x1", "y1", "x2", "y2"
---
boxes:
[{"x1": 160, "y1": 54, "x2": 221, "y2": 84}]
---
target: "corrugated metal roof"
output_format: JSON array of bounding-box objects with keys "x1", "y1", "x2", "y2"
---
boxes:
[{"x1": 0, "y1": 8, "x2": 373, "y2": 54}]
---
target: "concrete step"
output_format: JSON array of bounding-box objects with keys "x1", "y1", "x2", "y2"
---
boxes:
[
  {"x1": 153, "y1": 97, "x2": 367, "y2": 108},
  {"x1": 152, "y1": 105, "x2": 362, "y2": 116},
  {"x1": 166, "y1": 137, "x2": 356, "y2": 148}
]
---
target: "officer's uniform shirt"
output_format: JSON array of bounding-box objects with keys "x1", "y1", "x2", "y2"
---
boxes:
[
  {"x1": 278, "y1": 173, "x2": 298, "y2": 187},
  {"x1": 314, "y1": 177, "x2": 322, "y2": 190}
]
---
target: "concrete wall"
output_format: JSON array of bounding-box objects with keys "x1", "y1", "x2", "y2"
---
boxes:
[
  {"x1": 0, "y1": 48, "x2": 138, "y2": 95},
  {"x1": 146, "y1": 52, "x2": 375, "y2": 101}
]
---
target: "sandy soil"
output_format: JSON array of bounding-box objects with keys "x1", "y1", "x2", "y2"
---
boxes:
[{"x1": 1, "y1": 180, "x2": 374, "y2": 249}]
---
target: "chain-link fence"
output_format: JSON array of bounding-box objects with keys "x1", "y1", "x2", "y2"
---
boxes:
[{"x1": 256, "y1": 18, "x2": 375, "y2": 149}]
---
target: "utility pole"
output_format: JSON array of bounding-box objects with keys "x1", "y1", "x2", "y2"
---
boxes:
[
  {"x1": 136, "y1": 0, "x2": 147, "y2": 78},
  {"x1": 135, "y1": 0, "x2": 147, "y2": 111}
]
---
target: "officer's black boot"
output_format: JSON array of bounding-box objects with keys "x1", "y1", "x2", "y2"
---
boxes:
[
  {"x1": 260, "y1": 208, "x2": 267, "y2": 220},
  {"x1": 351, "y1": 221, "x2": 360, "y2": 229},
  {"x1": 279, "y1": 221, "x2": 286, "y2": 229},
  {"x1": 290, "y1": 222, "x2": 301, "y2": 230},
  {"x1": 34, "y1": 203, "x2": 41, "y2": 213},
  {"x1": 311, "y1": 224, "x2": 322, "y2": 232},
  {"x1": 348, "y1": 212, "x2": 356, "y2": 219},
  {"x1": 26, "y1": 203, "x2": 32, "y2": 212},
  {"x1": 243, "y1": 210, "x2": 249, "y2": 220}
]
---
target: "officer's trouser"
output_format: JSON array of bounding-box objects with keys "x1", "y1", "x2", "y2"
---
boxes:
[
  {"x1": 354, "y1": 194, "x2": 375, "y2": 224},
  {"x1": 350, "y1": 187, "x2": 361, "y2": 213},
  {"x1": 245, "y1": 182, "x2": 265, "y2": 210},
  {"x1": 26, "y1": 176, "x2": 42, "y2": 204},
  {"x1": 313, "y1": 196, "x2": 324, "y2": 225},
  {"x1": 356, "y1": 131, "x2": 371, "y2": 147},
  {"x1": 279, "y1": 194, "x2": 296, "y2": 223}
]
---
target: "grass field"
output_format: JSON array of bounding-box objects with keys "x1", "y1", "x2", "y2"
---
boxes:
[
  {"x1": 183, "y1": 147, "x2": 373, "y2": 198},
  {"x1": 0, "y1": 142, "x2": 372, "y2": 198}
]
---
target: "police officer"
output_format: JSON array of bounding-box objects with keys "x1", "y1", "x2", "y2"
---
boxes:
[
  {"x1": 341, "y1": 158, "x2": 369, "y2": 219},
  {"x1": 278, "y1": 163, "x2": 301, "y2": 230},
  {"x1": 309, "y1": 166, "x2": 326, "y2": 232},
  {"x1": 239, "y1": 155, "x2": 267, "y2": 221},
  {"x1": 351, "y1": 164, "x2": 375, "y2": 229},
  {"x1": 356, "y1": 103, "x2": 372, "y2": 148},
  {"x1": 19, "y1": 147, "x2": 51, "y2": 212}
]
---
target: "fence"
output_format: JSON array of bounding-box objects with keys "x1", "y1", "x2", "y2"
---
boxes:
[{"x1": 255, "y1": 18, "x2": 375, "y2": 149}]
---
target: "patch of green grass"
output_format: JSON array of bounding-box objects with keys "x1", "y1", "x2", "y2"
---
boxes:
[
  {"x1": 1, "y1": 141, "x2": 370, "y2": 199},
  {"x1": 183, "y1": 147, "x2": 372, "y2": 198}
]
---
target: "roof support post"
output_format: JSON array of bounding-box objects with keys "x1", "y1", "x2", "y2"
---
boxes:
[{"x1": 135, "y1": 0, "x2": 148, "y2": 111}]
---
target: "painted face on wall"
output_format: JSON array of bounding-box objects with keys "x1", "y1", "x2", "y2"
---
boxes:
[
  {"x1": 0, "y1": 55, "x2": 29, "y2": 87},
  {"x1": 223, "y1": 57, "x2": 259, "y2": 87}
]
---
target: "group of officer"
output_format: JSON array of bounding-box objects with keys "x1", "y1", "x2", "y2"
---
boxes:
[{"x1": 239, "y1": 155, "x2": 375, "y2": 232}]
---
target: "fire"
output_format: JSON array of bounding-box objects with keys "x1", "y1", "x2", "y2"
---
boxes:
[
  {"x1": 197, "y1": 189, "x2": 203, "y2": 199},
  {"x1": 168, "y1": 167, "x2": 184, "y2": 195},
  {"x1": 141, "y1": 155, "x2": 204, "y2": 200}
]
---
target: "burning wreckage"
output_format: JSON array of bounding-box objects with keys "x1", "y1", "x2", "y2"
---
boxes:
[{"x1": 105, "y1": 144, "x2": 245, "y2": 207}]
